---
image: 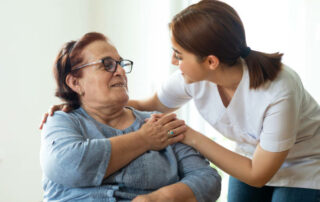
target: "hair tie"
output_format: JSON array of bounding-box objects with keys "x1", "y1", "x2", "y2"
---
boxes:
[{"x1": 240, "y1": 46, "x2": 251, "y2": 58}]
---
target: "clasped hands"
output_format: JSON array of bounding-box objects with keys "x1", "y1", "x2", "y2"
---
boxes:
[
  {"x1": 138, "y1": 113, "x2": 187, "y2": 151},
  {"x1": 39, "y1": 104, "x2": 190, "y2": 151}
]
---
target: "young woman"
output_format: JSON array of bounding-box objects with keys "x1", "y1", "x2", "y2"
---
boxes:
[
  {"x1": 129, "y1": 1, "x2": 320, "y2": 201},
  {"x1": 41, "y1": 0, "x2": 320, "y2": 201}
]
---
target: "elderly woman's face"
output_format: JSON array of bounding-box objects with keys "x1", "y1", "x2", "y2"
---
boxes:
[{"x1": 77, "y1": 40, "x2": 129, "y2": 107}]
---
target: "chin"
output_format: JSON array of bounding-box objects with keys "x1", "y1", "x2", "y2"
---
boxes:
[
  {"x1": 120, "y1": 94, "x2": 129, "y2": 103},
  {"x1": 183, "y1": 76, "x2": 195, "y2": 84},
  {"x1": 108, "y1": 90, "x2": 129, "y2": 105},
  {"x1": 181, "y1": 73, "x2": 196, "y2": 83}
]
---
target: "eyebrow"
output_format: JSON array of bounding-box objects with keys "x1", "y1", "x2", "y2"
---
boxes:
[
  {"x1": 101, "y1": 56, "x2": 123, "y2": 61},
  {"x1": 172, "y1": 48, "x2": 182, "y2": 54}
]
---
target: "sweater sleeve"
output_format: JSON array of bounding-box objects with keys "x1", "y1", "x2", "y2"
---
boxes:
[
  {"x1": 40, "y1": 112, "x2": 111, "y2": 187},
  {"x1": 172, "y1": 143, "x2": 221, "y2": 202}
]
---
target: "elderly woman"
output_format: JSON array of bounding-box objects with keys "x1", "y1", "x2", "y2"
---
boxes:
[{"x1": 41, "y1": 32, "x2": 221, "y2": 202}]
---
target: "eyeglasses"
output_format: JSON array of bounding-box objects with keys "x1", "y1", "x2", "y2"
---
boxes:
[{"x1": 71, "y1": 56, "x2": 133, "y2": 73}]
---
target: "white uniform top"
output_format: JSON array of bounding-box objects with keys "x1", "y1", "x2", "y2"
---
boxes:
[{"x1": 157, "y1": 61, "x2": 320, "y2": 189}]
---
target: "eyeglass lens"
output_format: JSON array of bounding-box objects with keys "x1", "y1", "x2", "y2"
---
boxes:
[
  {"x1": 102, "y1": 58, "x2": 132, "y2": 73},
  {"x1": 103, "y1": 58, "x2": 117, "y2": 72}
]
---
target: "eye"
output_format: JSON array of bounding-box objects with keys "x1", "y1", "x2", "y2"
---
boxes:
[
  {"x1": 174, "y1": 52, "x2": 182, "y2": 60},
  {"x1": 103, "y1": 58, "x2": 116, "y2": 71}
]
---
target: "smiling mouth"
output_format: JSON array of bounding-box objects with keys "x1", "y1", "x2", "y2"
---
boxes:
[{"x1": 110, "y1": 82, "x2": 126, "y2": 88}]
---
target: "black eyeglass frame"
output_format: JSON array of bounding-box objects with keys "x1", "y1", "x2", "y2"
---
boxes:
[{"x1": 71, "y1": 57, "x2": 133, "y2": 73}]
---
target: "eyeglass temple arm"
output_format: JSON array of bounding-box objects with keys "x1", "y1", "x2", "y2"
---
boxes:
[{"x1": 72, "y1": 60, "x2": 102, "y2": 71}]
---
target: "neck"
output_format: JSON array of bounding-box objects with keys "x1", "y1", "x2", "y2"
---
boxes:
[
  {"x1": 81, "y1": 102, "x2": 130, "y2": 129},
  {"x1": 209, "y1": 59, "x2": 243, "y2": 91}
]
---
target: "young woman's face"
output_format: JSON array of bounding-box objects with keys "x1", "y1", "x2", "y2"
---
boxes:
[{"x1": 170, "y1": 36, "x2": 208, "y2": 84}]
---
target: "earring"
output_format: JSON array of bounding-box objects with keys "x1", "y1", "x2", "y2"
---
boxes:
[{"x1": 80, "y1": 91, "x2": 85, "y2": 96}]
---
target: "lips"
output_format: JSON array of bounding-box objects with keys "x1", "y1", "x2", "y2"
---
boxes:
[{"x1": 110, "y1": 81, "x2": 127, "y2": 88}]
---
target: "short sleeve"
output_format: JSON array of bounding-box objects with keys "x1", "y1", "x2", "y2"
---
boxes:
[
  {"x1": 157, "y1": 70, "x2": 192, "y2": 108},
  {"x1": 260, "y1": 93, "x2": 301, "y2": 152}
]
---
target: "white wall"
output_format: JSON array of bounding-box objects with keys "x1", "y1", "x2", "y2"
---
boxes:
[
  {"x1": 226, "y1": 0, "x2": 320, "y2": 101},
  {"x1": 0, "y1": 1, "x2": 91, "y2": 201},
  {"x1": 0, "y1": 0, "x2": 179, "y2": 201}
]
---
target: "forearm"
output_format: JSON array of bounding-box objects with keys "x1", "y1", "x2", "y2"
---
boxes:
[
  {"x1": 187, "y1": 132, "x2": 254, "y2": 184},
  {"x1": 148, "y1": 182, "x2": 196, "y2": 202},
  {"x1": 127, "y1": 93, "x2": 177, "y2": 113},
  {"x1": 186, "y1": 130, "x2": 282, "y2": 187},
  {"x1": 127, "y1": 99, "x2": 144, "y2": 111},
  {"x1": 105, "y1": 131, "x2": 149, "y2": 177}
]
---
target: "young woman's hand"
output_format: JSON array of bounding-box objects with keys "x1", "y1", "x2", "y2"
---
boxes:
[
  {"x1": 132, "y1": 182, "x2": 195, "y2": 202},
  {"x1": 138, "y1": 113, "x2": 186, "y2": 151},
  {"x1": 132, "y1": 195, "x2": 152, "y2": 202},
  {"x1": 132, "y1": 192, "x2": 172, "y2": 202},
  {"x1": 38, "y1": 104, "x2": 72, "y2": 129}
]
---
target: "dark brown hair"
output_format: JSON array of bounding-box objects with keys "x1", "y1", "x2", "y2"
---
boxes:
[
  {"x1": 170, "y1": 0, "x2": 283, "y2": 89},
  {"x1": 53, "y1": 32, "x2": 107, "y2": 108}
]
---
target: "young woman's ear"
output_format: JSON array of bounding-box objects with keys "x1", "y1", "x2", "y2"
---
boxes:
[
  {"x1": 205, "y1": 55, "x2": 220, "y2": 70},
  {"x1": 65, "y1": 74, "x2": 83, "y2": 95}
]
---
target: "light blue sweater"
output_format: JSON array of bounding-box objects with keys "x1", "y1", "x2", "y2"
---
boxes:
[{"x1": 40, "y1": 107, "x2": 221, "y2": 202}]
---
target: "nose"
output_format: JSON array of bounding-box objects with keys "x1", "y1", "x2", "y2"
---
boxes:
[{"x1": 171, "y1": 52, "x2": 179, "y2": 66}]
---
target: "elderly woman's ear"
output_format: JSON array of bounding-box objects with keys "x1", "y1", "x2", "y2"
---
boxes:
[{"x1": 66, "y1": 74, "x2": 84, "y2": 96}]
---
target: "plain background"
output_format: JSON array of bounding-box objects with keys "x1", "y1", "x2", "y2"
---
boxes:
[{"x1": 0, "y1": 0, "x2": 319, "y2": 201}]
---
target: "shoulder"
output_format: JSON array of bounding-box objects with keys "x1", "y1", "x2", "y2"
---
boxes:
[
  {"x1": 43, "y1": 108, "x2": 85, "y2": 130},
  {"x1": 274, "y1": 65, "x2": 303, "y2": 89},
  {"x1": 262, "y1": 64, "x2": 304, "y2": 100}
]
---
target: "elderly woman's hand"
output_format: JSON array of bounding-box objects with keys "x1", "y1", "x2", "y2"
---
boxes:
[
  {"x1": 39, "y1": 104, "x2": 72, "y2": 129},
  {"x1": 138, "y1": 113, "x2": 186, "y2": 151}
]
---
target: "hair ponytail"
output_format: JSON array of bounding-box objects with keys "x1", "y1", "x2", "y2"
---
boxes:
[{"x1": 244, "y1": 50, "x2": 283, "y2": 88}]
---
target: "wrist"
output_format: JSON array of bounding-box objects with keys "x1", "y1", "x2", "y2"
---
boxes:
[
  {"x1": 148, "y1": 189, "x2": 172, "y2": 202},
  {"x1": 184, "y1": 127, "x2": 199, "y2": 148},
  {"x1": 190, "y1": 130, "x2": 201, "y2": 148},
  {"x1": 134, "y1": 130, "x2": 151, "y2": 151}
]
